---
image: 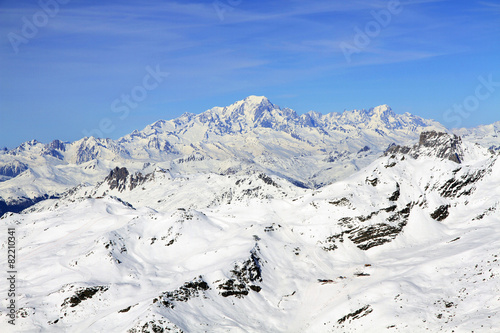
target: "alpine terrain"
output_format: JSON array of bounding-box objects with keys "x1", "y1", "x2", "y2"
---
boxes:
[{"x1": 1, "y1": 96, "x2": 500, "y2": 332}]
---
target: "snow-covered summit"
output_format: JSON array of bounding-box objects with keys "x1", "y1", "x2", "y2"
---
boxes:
[
  {"x1": 0, "y1": 96, "x2": 497, "y2": 215},
  {"x1": 131, "y1": 96, "x2": 444, "y2": 139}
]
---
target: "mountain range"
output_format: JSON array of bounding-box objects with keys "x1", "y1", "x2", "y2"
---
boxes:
[
  {"x1": 1, "y1": 96, "x2": 500, "y2": 332},
  {"x1": 1, "y1": 95, "x2": 483, "y2": 214}
]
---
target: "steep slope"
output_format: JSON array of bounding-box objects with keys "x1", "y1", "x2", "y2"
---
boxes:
[
  {"x1": 2, "y1": 132, "x2": 499, "y2": 332},
  {"x1": 0, "y1": 96, "x2": 447, "y2": 214}
]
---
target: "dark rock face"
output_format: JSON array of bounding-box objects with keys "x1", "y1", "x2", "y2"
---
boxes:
[
  {"x1": 329, "y1": 197, "x2": 350, "y2": 206},
  {"x1": 418, "y1": 131, "x2": 463, "y2": 163},
  {"x1": 388, "y1": 183, "x2": 400, "y2": 201},
  {"x1": 385, "y1": 131, "x2": 464, "y2": 164},
  {"x1": 322, "y1": 203, "x2": 412, "y2": 251},
  {"x1": 104, "y1": 167, "x2": 153, "y2": 192},
  {"x1": 258, "y1": 173, "x2": 279, "y2": 187},
  {"x1": 129, "y1": 173, "x2": 149, "y2": 191},
  {"x1": 147, "y1": 137, "x2": 161, "y2": 150},
  {"x1": 384, "y1": 145, "x2": 410, "y2": 156},
  {"x1": 365, "y1": 177, "x2": 379, "y2": 186},
  {"x1": 439, "y1": 169, "x2": 485, "y2": 198},
  {"x1": 105, "y1": 167, "x2": 130, "y2": 191},
  {"x1": 128, "y1": 319, "x2": 184, "y2": 333},
  {"x1": 337, "y1": 305, "x2": 373, "y2": 324},
  {"x1": 217, "y1": 249, "x2": 263, "y2": 298},
  {"x1": 162, "y1": 140, "x2": 176, "y2": 153},
  {"x1": 431, "y1": 205, "x2": 451, "y2": 221},
  {"x1": 43, "y1": 149, "x2": 64, "y2": 159},
  {"x1": 61, "y1": 286, "x2": 108, "y2": 308},
  {"x1": 155, "y1": 276, "x2": 210, "y2": 309}
]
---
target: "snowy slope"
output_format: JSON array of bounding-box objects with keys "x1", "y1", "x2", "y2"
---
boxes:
[
  {"x1": 453, "y1": 120, "x2": 500, "y2": 151},
  {"x1": 26, "y1": 167, "x2": 308, "y2": 214},
  {"x1": 1, "y1": 132, "x2": 499, "y2": 332},
  {"x1": 0, "y1": 96, "x2": 448, "y2": 214}
]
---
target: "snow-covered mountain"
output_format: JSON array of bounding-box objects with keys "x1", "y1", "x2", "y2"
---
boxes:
[
  {"x1": 2, "y1": 96, "x2": 500, "y2": 331},
  {"x1": 0, "y1": 96, "x2": 450, "y2": 215},
  {"x1": 1, "y1": 131, "x2": 499, "y2": 332},
  {"x1": 453, "y1": 120, "x2": 500, "y2": 152}
]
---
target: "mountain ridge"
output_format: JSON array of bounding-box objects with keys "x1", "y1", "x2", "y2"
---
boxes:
[{"x1": 0, "y1": 96, "x2": 498, "y2": 215}]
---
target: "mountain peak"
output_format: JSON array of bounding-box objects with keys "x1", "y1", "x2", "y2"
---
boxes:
[
  {"x1": 213, "y1": 95, "x2": 278, "y2": 126},
  {"x1": 220, "y1": 95, "x2": 273, "y2": 112},
  {"x1": 242, "y1": 95, "x2": 271, "y2": 105},
  {"x1": 385, "y1": 131, "x2": 465, "y2": 163},
  {"x1": 231, "y1": 95, "x2": 275, "y2": 113},
  {"x1": 371, "y1": 104, "x2": 393, "y2": 115}
]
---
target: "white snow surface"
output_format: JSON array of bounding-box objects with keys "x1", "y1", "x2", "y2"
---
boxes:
[{"x1": 1, "y1": 131, "x2": 500, "y2": 332}]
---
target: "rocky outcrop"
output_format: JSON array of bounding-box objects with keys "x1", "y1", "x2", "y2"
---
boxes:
[
  {"x1": 104, "y1": 167, "x2": 153, "y2": 192},
  {"x1": 418, "y1": 131, "x2": 463, "y2": 163},
  {"x1": 155, "y1": 277, "x2": 210, "y2": 309},
  {"x1": 105, "y1": 167, "x2": 130, "y2": 192},
  {"x1": 385, "y1": 131, "x2": 464, "y2": 163},
  {"x1": 217, "y1": 248, "x2": 263, "y2": 298},
  {"x1": 43, "y1": 140, "x2": 66, "y2": 159}
]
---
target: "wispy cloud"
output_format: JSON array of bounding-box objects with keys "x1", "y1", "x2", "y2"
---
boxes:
[
  {"x1": 0, "y1": 0, "x2": 499, "y2": 147},
  {"x1": 478, "y1": 1, "x2": 500, "y2": 10}
]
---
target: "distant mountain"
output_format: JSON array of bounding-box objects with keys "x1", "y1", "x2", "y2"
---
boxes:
[
  {"x1": 0, "y1": 96, "x2": 453, "y2": 214},
  {"x1": 453, "y1": 120, "x2": 500, "y2": 152}
]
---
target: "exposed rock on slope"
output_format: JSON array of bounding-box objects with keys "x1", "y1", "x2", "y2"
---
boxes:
[{"x1": 385, "y1": 131, "x2": 470, "y2": 163}]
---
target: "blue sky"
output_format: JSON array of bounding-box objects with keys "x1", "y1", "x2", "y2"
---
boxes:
[{"x1": 1, "y1": 0, "x2": 499, "y2": 148}]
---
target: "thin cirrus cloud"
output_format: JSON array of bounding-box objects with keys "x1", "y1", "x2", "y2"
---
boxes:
[
  {"x1": 1, "y1": 0, "x2": 486, "y2": 72},
  {"x1": 478, "y1": 1, "x2": 500, "y2": 10},
  {"x1": 0, "y1": 0, "x2": 499, "y2": 148}
]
